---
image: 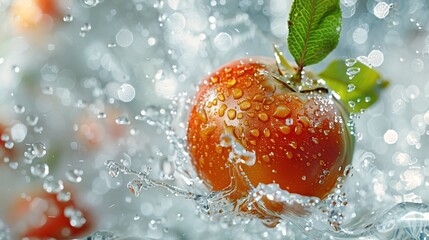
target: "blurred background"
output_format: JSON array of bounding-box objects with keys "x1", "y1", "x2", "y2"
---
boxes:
[{"x1": 0, "y1": 0, "x2": 429, "y2": 239}]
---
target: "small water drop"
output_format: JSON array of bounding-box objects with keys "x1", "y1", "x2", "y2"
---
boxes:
[
  {"x1": 347, "y1": 84, "x2": 356, "y2": 92},
  {"x1": 346, "y1": 67, "x2": 361, "y2": 77},
  {"x1": 127, "y1": 179, "x2": 144, "y2": 197},
  {"x1": 285, "y1": 118, "x2": 294, "y2": 126},
  {"x1": 30, "y1": 163, "x2": 49, "y2": 178},
  {"x1": 105, "y1": 160, "x2": 121, "y2": 178},
  {"x1": 345, "y1": 58, "x2": 357, "y2": 67}
]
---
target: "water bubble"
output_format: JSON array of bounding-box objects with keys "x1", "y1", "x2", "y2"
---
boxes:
[
  {"x1": 115, "y1": 116, "x2": 130, "y2": 125},
  {"x1": 353, "y1": 27, "x2": 368, "y2": 44},
  {"x1": 10, "y1": 123, "x2": 27, "y2": 143},
  {"x1": 214, "y1": 32, "x2": 232, "y2": 51},
  {"x1": 127, "y1": 179, "x2": 144, "y2": 197},
  {"x1": 368, "y1": 50, "x2": 384, "y2": 67},
  {"x1": 83, "y1": 0, "x2": 99, "y2": 7},
  {"x1": 384, "y1": 129, "x2": 398, "y2": 144},
  {"x1": 373, "y1": 2, "x2": 391, "y2": 19},
  {"x1": 63, "y1": 14, "x2": 74, "y2": 22},
  {"x1": 118, "y1": 83, "x2": 136, "y2": 102},
  {"x1": 30, "y1": 163, "x2": 49, "y2": 178},
  {"x1": 13, "y1": 105, "x2": 25, "y2": 114},
  {"x1": 43, "y1": 177, "x2": 64, "y2": 193},
  {"x1": 116, "y1": 29, "x2": 134, "y2": 48},
  {"x1": 26, "y1": 115, "x2": 39, "y2": 126},
  {"x1": 66, "y1": 168, "x2": 84, "y2": 183}
]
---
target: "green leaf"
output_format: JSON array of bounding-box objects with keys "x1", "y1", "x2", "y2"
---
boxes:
[
  {"x1": 288, "y1": 0, "x2": 342, "y2": 69},
  {"x1": 319, "y1": 60, "x2": 389, "y2": 113}
]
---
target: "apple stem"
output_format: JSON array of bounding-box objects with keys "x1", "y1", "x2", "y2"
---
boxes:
[{"x1": 292, "y1": 66, "x2": 303, "y2": 83}]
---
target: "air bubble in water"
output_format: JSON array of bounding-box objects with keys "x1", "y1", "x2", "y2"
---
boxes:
[
  {"x1": 118, "y1": 83, "x2": 136, "y2": 102},
  {"x1": 127, "y1": 179, "x2": 144, "y2": 197},
  {"x1": 26, "y1": 115, "x2": 39, "y2": 126},
  {"x1": 11, "y1": 123, "x2": 27, "y2": 143},
  {"x1": 373, "y1": 2, "x2": 391, "y2": 19},
  {"x1": 43, "y1": 177, "x2": 64, "y2": 193},
  {"x1": 214, "y1": 32, "x2": 232, "y2": 51},
  {"x1": 30, "y1": 163, "x2": 49, "y2": 178},
  {"x1": 63, "y1": 14, "x2": 74, "y2": 22},
  {"x1": 66, "y1": 168, "x2": 84, "y2": 183},
  {"x1": 13, "y1": 105, "x2": 25, "y2": 114},
  {"x1": 83, "y1": 0, "x2": 99, "y2": 7},
  {"x1": 115, "y1": 116, "x2": 130, "y2": 125},
  {"x1": 368, "y1": 50, "x2": 384, "y2": 67}
]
